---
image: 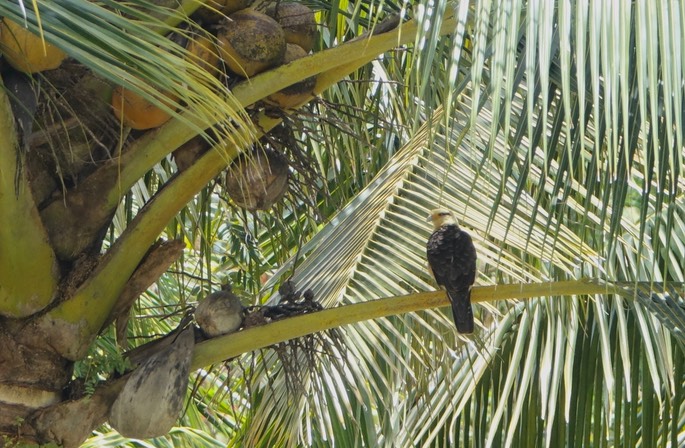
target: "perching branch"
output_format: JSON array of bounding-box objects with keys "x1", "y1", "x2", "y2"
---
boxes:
[{"x1": 191, "y1": 279, "x2": 623, "y2": 369}]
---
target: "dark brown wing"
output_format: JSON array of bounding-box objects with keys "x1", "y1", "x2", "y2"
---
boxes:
[{"x1": 427, "y1": 224, "x2": 477, "y2": 333}]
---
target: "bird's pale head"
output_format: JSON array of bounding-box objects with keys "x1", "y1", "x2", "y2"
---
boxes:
[{"x1": 428, "y1": 208, "x2": 458, "y2": 229}]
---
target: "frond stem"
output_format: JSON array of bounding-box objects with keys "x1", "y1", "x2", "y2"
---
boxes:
[{"x1": 191, "y1": 279, "x2": 624, "y2": 368}]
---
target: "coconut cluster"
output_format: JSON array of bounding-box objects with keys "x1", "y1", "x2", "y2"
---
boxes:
[
  {"x1": 111, "y1": 2, "x2": 315, "y2": 209},
  {"x1": 0, "y1": 2, "x2": 318, "y2": 131},
  {"x1": 194, "y1": 3, "x2": 318, "y2": 211},
  {"x1": 214, "y1": 3, "x2": 318, "y2": 105},
  {"x1": 0, "y1": 2, "x2": 315, "y2": 210},
  {"x1": 111, "y1": 2, "x2": 318, "y2": 131}
]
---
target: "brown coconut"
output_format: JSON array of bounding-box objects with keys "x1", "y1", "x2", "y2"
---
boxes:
[
  {"x1": 186, "y1": 33, "x2": 221, "y2": 76},
  {"x1": 109, "y1": 326, "x2": 194, "y2": 439},
  {"x1": 265, "y1": 2, "x2": 317, "y2": 52},
  {"x1": 195, "y1": 0, "x2": 253, "y2": 22},
  {"x1": 111, "y1": 86, "x2": 177, "y2": 130},
  {"x1": 0, "y1": 18, "x2": 66, "y2": 73},
  {"x1": 267, "y1": 43, "x2": 316, "y2": 108},
  {"x1": 217, "y1": 9, "x2": 286, "y2": 77},
  {"x1": 225, "y1": 148, "x2": 289, "y2": 210}
]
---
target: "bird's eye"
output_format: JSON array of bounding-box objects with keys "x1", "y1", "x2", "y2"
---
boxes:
[{"x1": 439, "y1": 212, "x2": 450, "y2": 216}]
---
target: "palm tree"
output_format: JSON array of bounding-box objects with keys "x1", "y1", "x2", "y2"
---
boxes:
[{"x1": 0, "y1": 0, "x2": 683, "y2": 447}]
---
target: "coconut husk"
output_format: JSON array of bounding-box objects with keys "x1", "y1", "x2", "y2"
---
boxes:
[
  {"x1": 109, "y1": 326, "x2": 194, "y2": 439},
  {"x1": 224, "y1": 148, "x2": 289, "y2": 210},
  {"x1": 264, "y1": 2, "x2": 317, "y2": 52},
  {"x1": 216, "y1": 9, "x2": 286, "y2": 77}
]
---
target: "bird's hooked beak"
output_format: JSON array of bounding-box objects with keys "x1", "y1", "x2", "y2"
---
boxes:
[{"x1": 427, "y1": 208, "x2": 457, "y2": 229}]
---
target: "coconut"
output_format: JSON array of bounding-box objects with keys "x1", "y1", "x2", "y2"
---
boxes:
[
  {"x1": 195, "y1": 0, "x2": 253, "y2": 22},
  {"x1": 0, "y1": 18, "x2": 66, "y2": 73},
  {"x1": 217, "y1": 9, "x2": 286, "y2": 77},
  {"x1": 225, "y1": 148, "x2": 289, "y2": 210},
  {"x1": 195, "y1": 286, "x2": 244, "y2": 338},
  {"x1": 111, "y1": 86, "x2": 177, "y2": 130},
  {"x1": 186, "y1": 33, "x2": 221, "y2": 76},
  {"x1": 265, "y1": 2, "x2": 317, "y2": 52},
  {"x1": 267, "y1": 44, "x2": 316, "y2": 108},
  {"x1": 109, "y1": 326, "x2": 194, "y2": 439}
]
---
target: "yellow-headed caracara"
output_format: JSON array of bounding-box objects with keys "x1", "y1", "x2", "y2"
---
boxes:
[{"x1": 426, "y1": 209, "x2": 477, "y2": 334}]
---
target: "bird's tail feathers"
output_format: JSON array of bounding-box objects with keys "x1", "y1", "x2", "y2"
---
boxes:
[{"x1": 447, "y1": 289, "x2": 474, "y2": 334}]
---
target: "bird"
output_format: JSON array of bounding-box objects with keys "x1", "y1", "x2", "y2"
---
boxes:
[{"x1": 426, "y1": 208, "x2": 477, "y2": 334}]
